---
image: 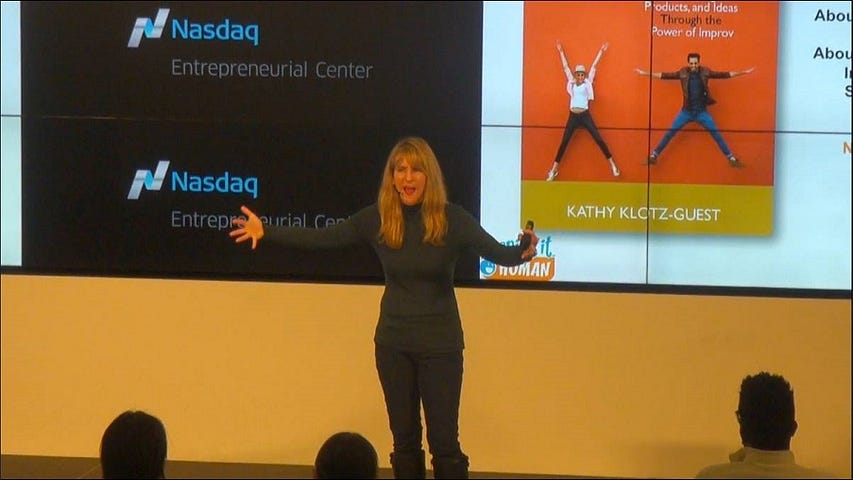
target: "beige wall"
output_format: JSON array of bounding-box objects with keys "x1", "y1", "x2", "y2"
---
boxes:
[{"x1": 1, "y1": 274, "x2": 850, "y2": 478}]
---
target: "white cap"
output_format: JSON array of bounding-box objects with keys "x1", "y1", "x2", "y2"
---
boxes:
[{"x1": 574, "y1": 64, "x2": 586, "y2": 73}]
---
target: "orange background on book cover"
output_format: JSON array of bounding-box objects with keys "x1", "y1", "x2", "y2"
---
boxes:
[{"x1": 521, "y1": 1, "x2": 778, "y2": 186}]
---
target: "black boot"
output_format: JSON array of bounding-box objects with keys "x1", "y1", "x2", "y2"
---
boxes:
[
  {"x1": 431, "y1": 454, "x2": 469, "y2": 479},
  {"x1": 390, "y1": 450, "x2": 426, "y2": 479}
]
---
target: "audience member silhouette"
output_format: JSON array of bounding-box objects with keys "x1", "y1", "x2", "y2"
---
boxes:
[
  {"x1": 100, "y1": 410, "x2": 167, "y2": 479},
  {"x1": 696, "y1": 372, "x2": 832, "y2": 478},
  {"x1": 314, "y1": 431, "x2": 379, "y2": 479}
]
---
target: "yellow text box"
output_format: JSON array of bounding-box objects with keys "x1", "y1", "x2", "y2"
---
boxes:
[{"x1": 521, "y1": 181, "x2": 773, "y2": 235}]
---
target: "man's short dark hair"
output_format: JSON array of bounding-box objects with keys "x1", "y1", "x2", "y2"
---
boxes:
[
  {"x1": 100, "y1": 410, "x2": 167, "y2": 479},
  {"x1": 314, "y1": 432, "x2": 378, "y2": 479},
  {"x1": 737, "y1": 372, "x2": 797, "y2": 450},
  {"x1": 687, "y1": 52, "x2": 701, "y2": 62}
]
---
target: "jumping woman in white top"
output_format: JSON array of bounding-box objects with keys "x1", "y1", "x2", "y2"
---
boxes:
[{"x1": 546, "y1": 41, "x2": 620, "y2": 181}]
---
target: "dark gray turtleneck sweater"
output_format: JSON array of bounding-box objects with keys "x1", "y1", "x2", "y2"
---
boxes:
[{"x1": 265, "y1": 202, "x2": 527, "y2": 352}]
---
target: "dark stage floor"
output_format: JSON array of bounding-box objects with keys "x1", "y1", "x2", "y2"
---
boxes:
[{"x1": 0, "y1": 454, "x2": 580, "y2": 479}]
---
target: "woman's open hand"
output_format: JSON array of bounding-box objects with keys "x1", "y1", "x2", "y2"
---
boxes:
[{"x1": 229, "y1": 205, "x2": 264, "y2": 249}]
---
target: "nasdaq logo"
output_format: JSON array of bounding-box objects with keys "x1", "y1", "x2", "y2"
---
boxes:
[
  {"x1": 127, "y1": 8, "x2": 170, "y2": 48},
  {"x1": 172, "y1": 18, "x2": 260, "y2": 46},
  {"x1": 128, "y1": 160, "x2": 170, "y2": 199},
  {"x1": 171, "y1": 170, "x2": 259, "y2": 198},
  {"x1": 128, "y1": 160, "x2": 259, "y2": 200},
  {"x1": 127, "y1": 160, "x2": 169, "y2": 200},
  {"x1": 128, "y1": 8, "x2": 260, "y2": 48}
]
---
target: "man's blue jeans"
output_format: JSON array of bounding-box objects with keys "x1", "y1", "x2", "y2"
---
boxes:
[{"x1": 653, "y1": 108, "x2": 732, "y2": 158}]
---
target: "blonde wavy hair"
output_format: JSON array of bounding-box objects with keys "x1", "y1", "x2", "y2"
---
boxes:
[{"x1": 377, "y1": 137, "x2": 448, "y2": 249}]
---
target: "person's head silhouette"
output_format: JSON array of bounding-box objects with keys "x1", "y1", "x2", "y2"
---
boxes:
[
  {"x1": 737, "y1": 372, "x2": 797, "y2": 450},
  {"x1": 100, "y1": 410, "x2": 167, "y2": 479},
  {"x1": 314, "y1": 431, "x2": 378, "y2": 479}
]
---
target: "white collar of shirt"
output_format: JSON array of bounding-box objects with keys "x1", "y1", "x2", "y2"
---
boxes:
[{"x1": 730, "y1": 446, "x2": 797, "y2": 466}]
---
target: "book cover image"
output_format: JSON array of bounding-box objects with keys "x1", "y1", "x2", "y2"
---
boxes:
[{"x1": 520, "y1": 1, "x2": 778, "y2": 236}]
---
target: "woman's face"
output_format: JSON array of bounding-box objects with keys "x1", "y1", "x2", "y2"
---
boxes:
[{"x1": 393, "y1": 158, "x2": 427, "y2": 206}]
